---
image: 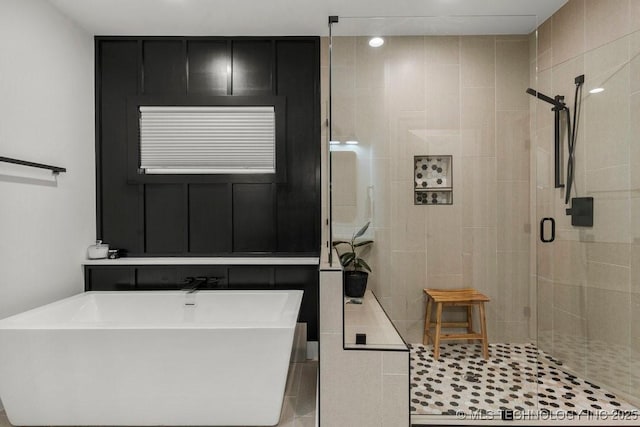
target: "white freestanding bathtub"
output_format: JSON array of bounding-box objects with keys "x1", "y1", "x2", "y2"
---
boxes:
[{"x1": 0, "y1": 290, "x2": 303, "y2": 426}]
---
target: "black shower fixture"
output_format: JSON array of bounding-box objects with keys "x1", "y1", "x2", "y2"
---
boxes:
[
  {"x1": 525, "y1": 87, "x2": 569, "y2": 190},
  {"x1": 527, "y1": 74, "x2": 593, "y2": 225},
  {"x1": 527, "y1": 75, "x2": 584, "y2": 198}
]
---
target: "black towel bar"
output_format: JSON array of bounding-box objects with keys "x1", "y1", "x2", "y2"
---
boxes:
[{"x1": 0, "y1": 156, "x2": 66, "y2": 174}]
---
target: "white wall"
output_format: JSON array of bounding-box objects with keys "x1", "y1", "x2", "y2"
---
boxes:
[{"x1": 0, "y1": 0, "x2": 94, "y2": 318}]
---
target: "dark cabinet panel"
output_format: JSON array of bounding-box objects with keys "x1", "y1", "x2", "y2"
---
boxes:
[
  {"x1": 275, "y1": 41, "x2": 320, "y2": 252},
  {"x1": 143, "y1": 40, "x2": 186, "y2": 94},
  {"x1": 228, "y1": 266, "x2": 275, "y2": 288},
  {"x1": 145, "y1": 184, "x2": 187, "y2": 254},
  {"x1": 87, "y1": 267, "x2": 135, "y2": 291},
  {"x1": 232, "y1": 183, "x2": 276, "y2": 252},
  {"x1": 136, "y1": 267, "x2": 178, "y2": 289},
  {"x1": 98, "y1": 41, "x2": 143, "y2": 253},
  {"x1": 188, "y1": 41, "x2": 228, "y2": 95},
  {"x1": 274, "y1": 266, "x2": 318, "y2": 287},
  {"x1": 231, "y1": 40, "x2": 272, "y2": 95},
  {"x1": 189, "y1": 184, "x2": 232, "y2": 253}
]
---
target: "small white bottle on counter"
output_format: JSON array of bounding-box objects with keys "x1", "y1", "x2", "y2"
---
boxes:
[{"x1": 87, "y1": 240, "x2": 109, "y2": 259}]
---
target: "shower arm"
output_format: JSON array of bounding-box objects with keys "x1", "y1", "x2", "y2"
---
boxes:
[
  {"x1": 526, "y1": 88, "x2": 568, "y2": 189},
  {"x1": 525, "y1": 88, "x2": 566, "y2": 110}
]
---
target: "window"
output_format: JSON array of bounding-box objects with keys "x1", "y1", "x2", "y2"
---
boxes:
[{"x1": 138, "y1": 106, "x2": 276, "y2": 174}]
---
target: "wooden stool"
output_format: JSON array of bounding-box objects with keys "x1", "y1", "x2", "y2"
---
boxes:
[{"x1": 422, "y1": 288, "x2": 490, "y2": 359}]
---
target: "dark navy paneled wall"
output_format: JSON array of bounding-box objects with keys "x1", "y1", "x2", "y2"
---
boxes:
[{"x1": 95, "y1": 37, "x2": 321, "y2": 256}]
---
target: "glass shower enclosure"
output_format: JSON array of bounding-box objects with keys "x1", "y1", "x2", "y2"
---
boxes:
[
  {"x1": 327, "y1": 12, "x2": 640, "y2": 425},
  {"x1": 534, "y1": 18, "x2": 640, "y2": 413}
]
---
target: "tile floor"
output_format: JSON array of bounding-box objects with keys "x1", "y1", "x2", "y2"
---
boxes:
[
  {"x1": 539, "y1": 331, "x2": 640, "y2": 393},
  {"x1": 0, "y1": 360, "x2": 317, "y2": 427},
  {"x1": 280, "y1": 360, "x2": 318, "y2": 427},
  {"x1": 410, "y1": 343, "x2": 637, "y2": 417}
]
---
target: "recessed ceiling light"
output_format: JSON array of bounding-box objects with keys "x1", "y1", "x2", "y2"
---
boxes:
[
  {"x1": 329, "y1": 140, "x2": 341, "y2": 145},
  {"x1": 589, "y1": 87, "x2": 604, "y2": 94},
  {"x1": 369, "y1": 37, "x2": 384, "y2": 48},
  {"x1": 345, "y1": 140, "x2": 359, "y2": 145}
]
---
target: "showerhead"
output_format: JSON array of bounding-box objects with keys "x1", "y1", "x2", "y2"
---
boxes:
[{"x1": 526, "y1": 87, "x2": 565, "y2": 109}]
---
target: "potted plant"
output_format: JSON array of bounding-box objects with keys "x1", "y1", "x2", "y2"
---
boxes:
[{"x1": 333, "y1": 222, "x2": 373, "y2": 298}]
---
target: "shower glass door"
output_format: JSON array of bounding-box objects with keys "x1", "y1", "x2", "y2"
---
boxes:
[
  {"x1": 329, "y1": 14, "x2": 543, "y2": 423},
  {"x1": 534, "y1": 21, "x2": 640, "y2": 420}
]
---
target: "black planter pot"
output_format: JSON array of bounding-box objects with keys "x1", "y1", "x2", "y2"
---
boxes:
[{"x1": 344, "y1": 271, "x2": 368, "y2": 298}]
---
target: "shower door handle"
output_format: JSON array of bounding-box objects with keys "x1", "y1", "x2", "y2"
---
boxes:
[{"x1": 540, "y1": 217, "x2": 555, "y2": 243}]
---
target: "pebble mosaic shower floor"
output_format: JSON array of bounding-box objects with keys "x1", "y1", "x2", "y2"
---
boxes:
[{"x1": 410, "y1": 343, "x2": 638, "y2": 417}]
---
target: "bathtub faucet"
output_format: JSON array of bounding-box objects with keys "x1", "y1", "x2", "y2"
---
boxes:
[
  {"x1": 182, "y1": 276, "x2": 223, "y2": 294},
  {"x1": 182, "y1": 277, "x2": 208, "y2": 294}
]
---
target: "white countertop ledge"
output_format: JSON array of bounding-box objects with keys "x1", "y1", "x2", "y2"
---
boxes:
[
  {"x1": 83, "y1": 257, "x2": 320, "y2": 266},
  {"x1": 344, "y1": 290, "x2": 407, "y2": 351}
]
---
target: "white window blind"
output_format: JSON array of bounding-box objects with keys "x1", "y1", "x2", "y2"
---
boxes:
[{"x1": 139, "y1": 106, "x2": 276, "y2": 174}]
